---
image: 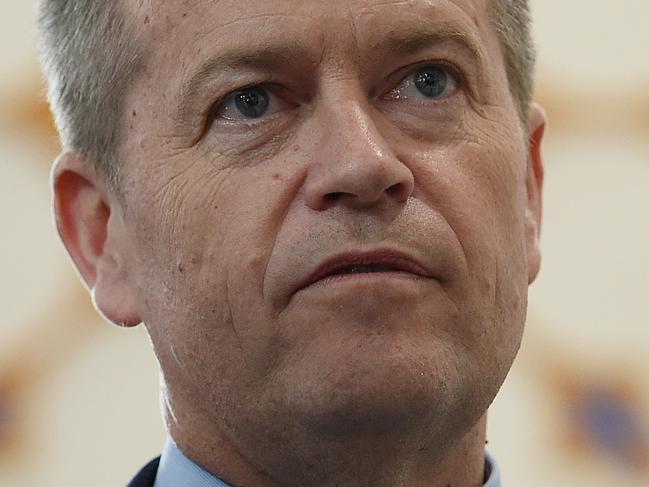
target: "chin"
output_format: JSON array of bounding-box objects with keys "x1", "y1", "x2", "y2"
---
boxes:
[{"x1": 274, "y1": 335, "x2": 487, "y2": 442}]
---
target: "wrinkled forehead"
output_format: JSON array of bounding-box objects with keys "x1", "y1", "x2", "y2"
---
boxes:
[{"x1": 130, "y1": 0, "x2": 501, "y2": 74}]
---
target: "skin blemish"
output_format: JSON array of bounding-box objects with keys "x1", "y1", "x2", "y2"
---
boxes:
[
  {"x1": 272, "y1": 173, "x2": 282, "y2": 181},
  {"x1": 177, "y1": 263, "x2": 184, "y2": 273},
  {"x1": 292, "y1": 144, "x2": 300, "y2": 152},
  {"x1": 132, "y1": 110, "x2": 137, "y2": 117},
  {"x1": 247, "y1": 255, "x2": 265, "y2": 272},
  {"x1": 144, "y1": 15, "x2": 149, "y2": 24}
]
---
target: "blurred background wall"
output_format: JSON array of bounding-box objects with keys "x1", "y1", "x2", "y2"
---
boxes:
[{"x1": 0, "y1": 1, "x2": 647, "y2": 486}]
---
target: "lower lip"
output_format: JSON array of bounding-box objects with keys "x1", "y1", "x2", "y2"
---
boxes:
[{"x1": 304, "y1": 271, "x2": 424, "y2": 290}]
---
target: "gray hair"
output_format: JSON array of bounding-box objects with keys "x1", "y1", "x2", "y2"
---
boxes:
[
  {"x1": 36, "y1": 0, "x2": 142, "y2": 188},
  {"x1": 491, "y1": 0, "x2": 537, "y2": 122},
  {"x1": 36, "y1": 0, "x2": 535, "y2": 187}
]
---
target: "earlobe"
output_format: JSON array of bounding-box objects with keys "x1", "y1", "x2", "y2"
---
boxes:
[
  {"x1": 525, "y1": 104, "x2": 547, "y2": 285},
  {"x1": 52, "y1": 152, "x2": 142, "y2": 327}
]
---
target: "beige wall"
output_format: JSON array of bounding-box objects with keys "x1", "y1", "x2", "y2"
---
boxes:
[{"x1": 1, "y1": 1, "x2": 647, "y2": 486}]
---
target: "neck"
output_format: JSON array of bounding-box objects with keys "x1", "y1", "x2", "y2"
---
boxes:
[{"x1": 166, "y1": 398, "x2": 488, "y2": 487}]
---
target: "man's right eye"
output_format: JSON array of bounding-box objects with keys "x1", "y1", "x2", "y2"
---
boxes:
[{"x1": 210, "y1": 85, "x2": 278, "y2": 122}]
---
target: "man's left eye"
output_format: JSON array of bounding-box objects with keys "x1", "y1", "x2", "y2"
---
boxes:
[
  {"x1": 388, "y1": 65, "x2": 458, "y2": 101},
  {"x1": 212, "y1": 85, "x2": 278, "y2": 122}
]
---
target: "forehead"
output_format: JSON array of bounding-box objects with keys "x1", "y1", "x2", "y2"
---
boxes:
[{"x1": 132, "y1": 0, "x2": 497, "y2": 67}]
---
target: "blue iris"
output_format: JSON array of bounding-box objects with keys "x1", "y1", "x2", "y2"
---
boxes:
[
  {"x1": 414, "y1": 67, "x2": 448, "y2": 98},
  {"x1": 234, "y1": 87, "x2": 270, "y2": 118}
]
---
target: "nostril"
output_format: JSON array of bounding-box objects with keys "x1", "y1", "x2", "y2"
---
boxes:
[
  {"x1": 324, "y1": 192, "x2": 343, "y2": 204},
  {"x1": 386, "y1": 183, "x2": 409, "y2": 202},
  {"x1": 386, "y1": 184, "x2": 400, "y2": 195}
]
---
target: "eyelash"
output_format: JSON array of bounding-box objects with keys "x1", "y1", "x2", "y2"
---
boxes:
[
  {"x1": 383, "y1": 61, "x2": 468, "y2": 111},
  {"x1": 207, "y1": 82, "x2": 283, "y2": 122},
  {"x1": 205, "y1": 61, "x2": 466, "y2": 130}
]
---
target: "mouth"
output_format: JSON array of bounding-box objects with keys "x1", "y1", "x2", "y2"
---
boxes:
[
  {"x1": 298, "y1": 249, "x2": 431, "y2": 292},
  {"x1": 327, "y1": 264, "x2": 402, "y2": 275}
]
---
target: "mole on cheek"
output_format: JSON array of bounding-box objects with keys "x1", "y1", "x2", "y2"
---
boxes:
[{"x1": 248, "y1": 255, "x2": 264, "y2": 271}]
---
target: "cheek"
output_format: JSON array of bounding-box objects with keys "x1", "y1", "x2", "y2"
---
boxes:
[
  {"x1": 124, "y1": 159, "x2": 238, "y2": 338},
  {"x1": 124, "y1": 153, "x2": 297, "y2": 382},
  {"x1": 456, "y1": 132, "x2": 529, "y2": 357},
  {"x1": 409, "y1": 122, "x2": 529, "y2": 347},
  {"x1": 124, "y1": 176, "x2": 252, "y2": 402},
  {"x1": 413, "y1": 129, "x2": 528, "y2": 258}
]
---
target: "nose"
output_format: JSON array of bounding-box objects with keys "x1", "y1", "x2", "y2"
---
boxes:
[{"x1": 303, "y1": 95, "x2": 414, "y2": 212}]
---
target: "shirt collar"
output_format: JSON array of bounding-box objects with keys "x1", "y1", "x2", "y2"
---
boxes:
[
  {"x1": 153, "y1": 438, "x2": 230, "y2": 487},
  {"x1": 154, "y1": 437, "x2": 501, "y2": 487}
]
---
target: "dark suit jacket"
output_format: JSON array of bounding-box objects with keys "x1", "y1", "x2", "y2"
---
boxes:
[{"x1": 127, "y1": 457, "x2": 160, "y2": 487}]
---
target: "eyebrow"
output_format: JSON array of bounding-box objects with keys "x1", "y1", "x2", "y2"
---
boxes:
[
  {"x1": 176, "y1": 21, "x2": 484, "y2": 124},
  {"x1": 177, "y1": 42, "x2": 307, "y2": 119},
  {"x1": 368, "y1": 22, "x2": 484, "y2": 65}
]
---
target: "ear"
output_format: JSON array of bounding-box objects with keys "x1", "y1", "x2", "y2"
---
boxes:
[
  {"x1": 52, "y1": 152, "x2": 141, "y2": 327},
  {"x1": 525, "y1": 104, "x2": 547, "y2": 285}
]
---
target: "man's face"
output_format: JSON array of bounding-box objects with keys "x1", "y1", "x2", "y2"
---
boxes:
[{"x1": 116, "y1": 0, "x2": 541, "y2": 461}]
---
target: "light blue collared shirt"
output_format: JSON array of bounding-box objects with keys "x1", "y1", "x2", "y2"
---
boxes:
[
  {"x1": 153, "y1": 438, "x2": 231, "y2": 487},
  {"x1": 154, "y1": 438, "x2": 502, "y2": 487}
]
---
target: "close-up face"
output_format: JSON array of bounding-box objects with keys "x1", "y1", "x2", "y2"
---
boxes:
[{"x1": 111, "y1": 0, "x2": 542, "y2": 469}]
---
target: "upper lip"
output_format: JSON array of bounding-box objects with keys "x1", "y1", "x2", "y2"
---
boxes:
[{"x1": 297, "y1": 248, "x2": 431, "y2": 291}]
